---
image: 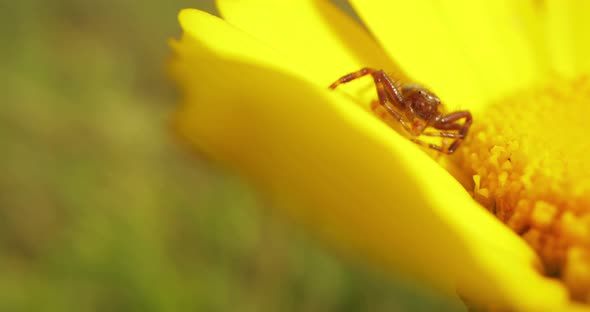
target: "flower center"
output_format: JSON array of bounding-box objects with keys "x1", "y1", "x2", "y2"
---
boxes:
[{"x1": 454, "y1": 75, "x2": 590, "y2": 302}]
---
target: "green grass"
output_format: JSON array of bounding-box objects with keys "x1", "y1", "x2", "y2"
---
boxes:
[{"x1": 0, "y1": 1, "x2": 464, "y2": 311}]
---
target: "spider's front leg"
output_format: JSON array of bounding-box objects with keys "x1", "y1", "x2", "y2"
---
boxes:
[
  {"x1": 429, "y1": 111, "x2": 473, "y2": 154},
  {"x1": 329, "y1": 68, "x2": 413, "y2": 134}
]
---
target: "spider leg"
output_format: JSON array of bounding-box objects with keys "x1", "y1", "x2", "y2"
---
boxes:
[
  {"x1": 328, "y1": 68, "x2": 406, "y2": 108},
  {"x1": 369, "y1": 101, "x2": 414, "y2": 133},
  {"x1": 329, "y1": 68, "x2": 412, "y2": 133},
  {"x1": 371, "y1": 71, "x2": 414, "y2": 133},
  {"x1": 421, "y1": 131, "x2": 464, "y2": 138},
  {"x1": 432, "y1": 111, "x2": 473, "y2": 154},
  {"x1": 410, "y1": 138, "x2": 448, "y2": 154},
  {"x1": 328, "y1": 67, "x2": 375, "y2": 89}
]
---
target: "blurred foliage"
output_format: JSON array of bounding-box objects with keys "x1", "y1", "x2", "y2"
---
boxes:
[{"x1": 0, "y1": 0, "x2": 464, "y2": 311}]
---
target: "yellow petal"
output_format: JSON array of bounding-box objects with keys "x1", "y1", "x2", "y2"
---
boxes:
[
  {"x1": 172, "y1": 9, "x2": 305, "y2": 81},
  {"x1": 435, "y1": 1, "x2": 546, "y2": 95},
  {"x1": 350, "y1": 0, "x2": 544, "y2": 113},
  {"x1": 544, "y1": 0, "x2": 590, "y2": 77},
  {"x1": 572, "y1": 1, "x2": 590, "y2": 75},
  {"x1": 171, "y1": 9, "x2": 580, "y2": 311},
  {"x1": 544, "y1": 0, "x2": 577, "y2": 77},
  {"x1": 216, "y1": 0, "x2": 403, "y2": 102}
]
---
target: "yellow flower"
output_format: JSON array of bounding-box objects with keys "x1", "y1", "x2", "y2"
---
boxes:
[{"x1": 169, "y1": 1, "x2": 590, "y2": 311}]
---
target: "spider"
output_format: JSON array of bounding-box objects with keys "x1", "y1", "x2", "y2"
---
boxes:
[{"x1": 329, "y1": 67, "x2": 472, "y2": 154}]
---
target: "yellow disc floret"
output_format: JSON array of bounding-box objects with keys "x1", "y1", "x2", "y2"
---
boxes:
[{"x1": 455, "y1": 75, "x2": 590, "y2": 302}]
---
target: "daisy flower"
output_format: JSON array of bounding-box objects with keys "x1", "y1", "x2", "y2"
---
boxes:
[{"x1": 169, "y1": 1, "x2": 590, "y2": 310}]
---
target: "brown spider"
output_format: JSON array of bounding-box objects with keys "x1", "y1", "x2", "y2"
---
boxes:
[{"x1": 329, "y1": 68, "x2": 472, "y2": 154}]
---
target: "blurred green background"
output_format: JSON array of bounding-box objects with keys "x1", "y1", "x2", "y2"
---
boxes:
[{"x1": 1, "y1": 1, "x2": 465, "y2": 311}]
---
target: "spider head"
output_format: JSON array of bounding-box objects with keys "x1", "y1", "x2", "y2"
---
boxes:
[{"x1": 402, "y1": 86, "x2": 441, "y2": 121}]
